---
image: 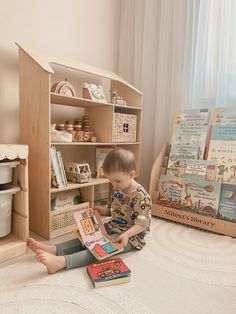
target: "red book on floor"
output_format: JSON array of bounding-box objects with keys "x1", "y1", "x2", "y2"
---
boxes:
[{"x1": 86, "y1": 257, "x2": 131, "y2": 288}]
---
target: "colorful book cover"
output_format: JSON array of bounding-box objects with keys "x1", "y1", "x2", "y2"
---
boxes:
[
  {"x1": 174, "y1": 108, "x2": 210, "y2": 125},
  {"x1": 207, "y1": 141, "x2": 236, "y2": 183},
  {"x1": 212, "y1": 107, "x2": 236, "y2": 125},
  {"x1": 157, "y1": 175, "x2": 183, "y2": 209},
  {"x1": 181, "y1": 178, "x2": 221, "y2": 217},
  {"x1": 218, "y1": 184, "x2": 236, "y2": 222},
  {"x1": 167, "y1": 144, "x2": 199, "y2": 171},
  {"x1": 171, "y1": 124, "x2": 209, "y2": 159},
  {"x1": 73, "y1": 208, "x2": 123, "y2": 260},
  {"x1": 86, "y1": 257, "x2": 131, "y2": 288},
  {"x1": 95, "y1": 146, "x2": 113, "y2": 178},
  {"x1": 166, "y1": 159, "x2": 217, "y2": 181}
]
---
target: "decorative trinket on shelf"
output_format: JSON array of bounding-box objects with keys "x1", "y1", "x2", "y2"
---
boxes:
[
  {"x1": 72, "y1": 115, "x2": 97, "y2": 142},
  {"x1": 51, "y1": 124, "x2": 72, "y2": 143},
  {"x1": 65, "y1": 162, "x2": 91, "y2": 183},
  {"x1": 65, "y1": 120, "x2": 74, "y2": 132},
  {"x1": 110, "y1": 89, "x2": 126, "y2": 106},
  {"x1": 51, "y1": 78, "x2": 76, "y2": 97},
  {"x1": 54, "y1": 117, "x2": 96, "y2": 142},
  {"x1": 82, "y1": 82, "x2": 107, "y2": 103}
]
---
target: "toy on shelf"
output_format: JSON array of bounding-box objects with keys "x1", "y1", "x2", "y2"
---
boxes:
[
  {"x1": 51, "y1": 78, "x2": 76, "y2": 97},
  {"x1": 65, "y1": 162, "x2": 91, "y2": 183},
  {"x1": 54, "y1": 116, "x2": 97, "y2": 142},
  {"x1": 51, "y1": 124, "x2": 72, "y2": 143},
  {"x1": 110, "y1": 89, "x2": 126, "y2": 106},
  {"x1": 65, "y1": 120, "x2": 74, "y2": 132},
  {"x1": 72, "y1": 116, "x2": 97, "y2": 142},
  {"x1": 82, "y1": 82, "x2": 107, "y2": 103}
]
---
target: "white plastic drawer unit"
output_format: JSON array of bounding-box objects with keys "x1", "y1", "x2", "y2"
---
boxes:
[
  {"x1": 0, "y1": 184, "x2": 20, "y2": 237},
  {"x1": 0, "y1": 161, "x2": 19, "y2": 184}
]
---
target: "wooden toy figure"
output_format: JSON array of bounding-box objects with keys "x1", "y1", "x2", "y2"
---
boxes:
[
  {"x1": 110, "y1": 89, "x2": 126, "y2": 106},
  {"x1": 65, "y1": 162, "x2": 91, "y2": 183}
]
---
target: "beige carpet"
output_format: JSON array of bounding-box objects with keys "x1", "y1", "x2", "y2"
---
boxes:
[{"x1": 0, "y1": 218, "x2": 236, "y2": 314}]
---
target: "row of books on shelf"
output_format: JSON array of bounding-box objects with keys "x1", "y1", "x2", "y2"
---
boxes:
[
  {"x1": 156, "y1": 107, "x2": 236, "y2": 223},
  {"x1": 50, "y1": 146, "x2": 114, "y2": 189},
  {"x1": 169, "y1": 107, "x2": 236, "y2": 184},
  {"x1": 157, "y1": 174, "x2": 236, "y2": 222}
]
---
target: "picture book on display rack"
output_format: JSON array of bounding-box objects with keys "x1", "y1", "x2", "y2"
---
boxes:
[
  {"x1": 73, "y1": 208, "x2": 123, "y2": 260},
  {"x1": 86, "y1": 257, "x2": 131, "y2": 288}
]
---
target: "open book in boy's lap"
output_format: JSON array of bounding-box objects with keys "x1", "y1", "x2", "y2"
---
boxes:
[{"x1": 73, "y1": 208, "x2": 123, "y2": 260}]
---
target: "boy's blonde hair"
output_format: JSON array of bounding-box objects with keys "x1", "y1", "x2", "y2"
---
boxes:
[{"x1": 102, "y1": 148, "x2": 136, "y2": 174}]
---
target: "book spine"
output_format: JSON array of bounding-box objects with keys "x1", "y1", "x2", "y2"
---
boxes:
[
  {"x1": 57, "y1": 150, "x2": 68, "y2": 187},
  {"x1": 50, "y1": 147, "x2": 64, "y2": 188}
]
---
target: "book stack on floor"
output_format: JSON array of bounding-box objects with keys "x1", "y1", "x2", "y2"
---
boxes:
[
  {"x1": 156, "y1": 107, "x2": 236, "y2": 224},
  {"x1": 86, "y1": 257, "x2": 131, "y2": 288}
]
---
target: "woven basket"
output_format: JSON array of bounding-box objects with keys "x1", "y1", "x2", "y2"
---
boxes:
[
  {"x1": 50, "y1": 202, "x2": 90, "y2": 238},
  {"x1": 113, "y1": 113, "x2": 137, "y2": 142}
]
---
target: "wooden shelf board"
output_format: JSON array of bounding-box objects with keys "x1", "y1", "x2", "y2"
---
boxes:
[
  {"x1": 0, "y1": 233, "x2": 27, "y2": 263},
  {"x1": 51, "y1": 93, "x2": 141, "y2": 110},
  {"x1": 51, "y1": 178, "x2": 109, "y2": 193},
  {"x1": 152, "y1": 203, "x2": 236, "y2": 238},
  {"x1": 51, "y1": 142, "x2": 140, "y2": 146}
]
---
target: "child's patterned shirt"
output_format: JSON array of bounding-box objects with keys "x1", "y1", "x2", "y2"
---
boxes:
[{"x1": 105, "y1": 183, "x2": 152, "y2": 250}]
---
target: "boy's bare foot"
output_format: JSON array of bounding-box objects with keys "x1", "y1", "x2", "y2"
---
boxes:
[
  {"x1": 27, "y1": 237, "x2": 57, "y2": 255},
  {"x1": 36, "y1": 249, "x2": 66, "y2": 274}
]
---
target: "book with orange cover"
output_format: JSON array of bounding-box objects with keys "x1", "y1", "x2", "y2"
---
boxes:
[
  {"x1": 73, "y1": 208, "x2": 123, "y2": 260},
  {"x1": 86, "y1": 257, "x2": 131, "y2": 288}
]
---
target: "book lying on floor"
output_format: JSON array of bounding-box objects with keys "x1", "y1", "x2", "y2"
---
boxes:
[
  {"x1": 73, "y1": 208, "x2": 123, "y2": 260},
  {"x1": 86, "y1": 257, "x2": 131, "y2": 288}
]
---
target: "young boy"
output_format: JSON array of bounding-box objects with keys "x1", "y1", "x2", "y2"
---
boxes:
[{"x1": 27, "y1": 148, "x2": 152, "y2": 274}]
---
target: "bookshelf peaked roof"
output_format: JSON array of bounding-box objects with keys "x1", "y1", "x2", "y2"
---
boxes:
[{"x1": 16, "y1": 42, "x2": 143, "y2": 95}]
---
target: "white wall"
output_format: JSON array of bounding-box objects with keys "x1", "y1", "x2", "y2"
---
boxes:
[{"x1": 0, "y1": 0, "x2": 121, "y2": 143}]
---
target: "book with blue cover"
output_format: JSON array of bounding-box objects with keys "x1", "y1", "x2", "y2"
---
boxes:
[
  {"x1": 218, "y1": 183, "x2": 236, "y2": 222},
  {"x1": 210, "y1": 125, "x2": 236, "y2": 141}
]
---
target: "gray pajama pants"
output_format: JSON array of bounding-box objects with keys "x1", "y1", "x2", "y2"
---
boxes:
[{"x1": 56, "y1": 232, "x2": 134, "y2": 270}]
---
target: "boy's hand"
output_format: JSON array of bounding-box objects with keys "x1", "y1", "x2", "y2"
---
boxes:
[{"x1": 113, "y1": 233, "x2": 129, "y2": 248}]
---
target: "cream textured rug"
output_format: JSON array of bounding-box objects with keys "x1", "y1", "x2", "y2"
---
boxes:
[{"x1": 0, "y1": 218, "x2": 236, "y2": 314}]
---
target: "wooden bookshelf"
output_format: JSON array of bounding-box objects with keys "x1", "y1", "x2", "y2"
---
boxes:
[{"x1": 17, "y1": 43, "x2": 143, "y2": 239}]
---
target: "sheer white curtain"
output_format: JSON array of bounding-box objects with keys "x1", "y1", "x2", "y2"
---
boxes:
[
  {"x1": 192, "y1": 0, "x2": 236, "y2": 108},
  {"x1": 119, "y1": 0, "x2": 199, "y2": 188}
]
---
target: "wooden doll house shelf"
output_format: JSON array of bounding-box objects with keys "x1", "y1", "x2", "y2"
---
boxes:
[
  {"x1": 0, "y1": 144, "x2": 29, "y2": 262},
  {"x1": 150, "y1": 143, "x2": 236, "y2": 238},
  {"x1": 17, "y1": 43, "x2": 143, "y2": 239}
]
